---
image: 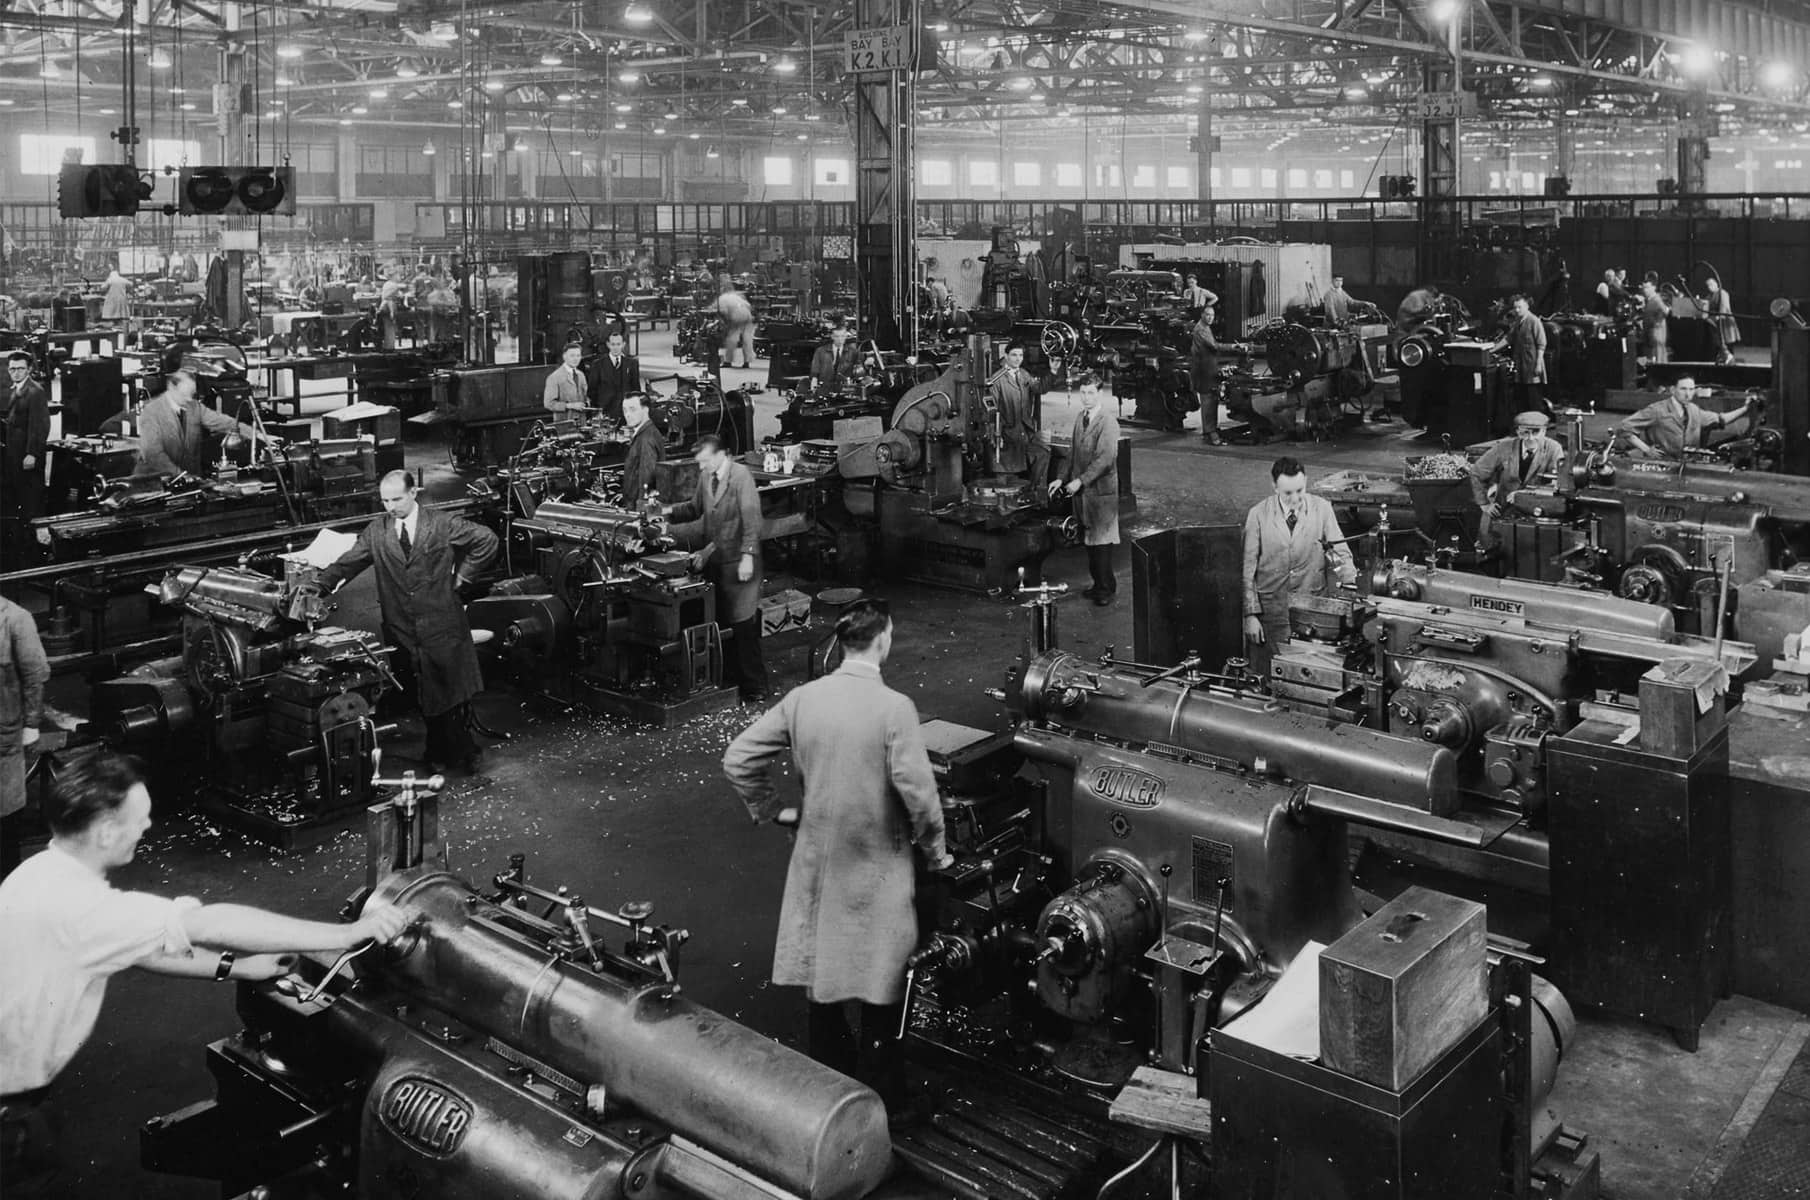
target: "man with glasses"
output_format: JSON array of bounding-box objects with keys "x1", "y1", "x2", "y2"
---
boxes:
[
  {"x1": 1469, "y1": 411, "x2": 1567, "y2": 548},
  {"x1": 721, "y1": 598, "x2": 951, "y2": 1119},
  {"x1": 2, "y1": 354, "x2": 50, "y2": 554}
]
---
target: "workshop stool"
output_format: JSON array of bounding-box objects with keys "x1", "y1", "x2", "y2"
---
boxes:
[{"x1": 1097, "y1": 1066, "x2": 1212, "y2": 1200}]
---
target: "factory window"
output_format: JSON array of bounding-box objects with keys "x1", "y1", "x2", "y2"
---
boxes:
[
  {"x1": 921, "y1": 158, "x2": 953, "y2": 186},
  {"x1": 1521, "y1": 171, "x2": 1538, "y2": 190},
  {"x1": 1132, "y1": 163, "x2": 1157, "y2": 188},
  {"x1": 1313, "y1": 169, "x2": 1334, "y2": 189},
  {"x1": 763, "y1": 156, "x2": 793, "y2": 186},
  {"x1": 1287, "y1": 168, "x2": 1308, "y2": 189},
  {"x1": 1229, "y1": 167, "x2": 1251, "y2": 188},
  {"x1": 1055, "y1": 162, "x2": 1082, "y2": 187},
  {"x1": 143, "y1": 139, "x2": 200, "y2": 170},
  {"x1": 20, "y1": 133, "x2": 96, "y2": 175},
  {"x1": 1489, "y1": 170, "x2": 1503, "y2": 190},
  {"x1": 1260, "y1": 167, "x2": 1278, "y2": 189},
  {"x1": 816, "y1": 158, "x2": 849, "y2": 185},
  {"x1": 1166, "y1": 165, "x2": 1190, "y2": 190},
  {"x1": 1340, "y1": 169, "x2": 1356, "y2": 190},
  {"x1": 969, "y1": 159, "x2": 998, "y2": 187},
  {"x1": 1013, "y1": 161, "x2": 1041, "y2": 187},
  {"x1": 1210, "y1": 167, "x2": 1222, "y2": 186}
]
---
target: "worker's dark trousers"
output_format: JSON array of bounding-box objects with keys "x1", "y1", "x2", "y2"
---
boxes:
[
  {"x1": 808, "y1": 1000, "x2": 906, "y2": 1107},
  {"x1": 1086, "y1": 545, "x2": 1118, "y2": 596},
  {"x1": 729, "y1": 616, "x2": 768, "y2": 699}
]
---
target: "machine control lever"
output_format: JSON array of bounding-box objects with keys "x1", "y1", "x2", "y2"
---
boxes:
[
  {"x1": 1141, "y1": 653, "x2": 1203, "y2": 689},
  {"x1": 300, "y1": 939, "x2": 380, "y2": 1004}
]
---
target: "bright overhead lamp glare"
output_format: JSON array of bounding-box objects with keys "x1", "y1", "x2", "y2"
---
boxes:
[
  {"x1": 1677, "y1": 43, "x2": 1715, "y2": 76},
  {"x1": 338, "y1": 117, "x2": 351, "y2": 125},
  {"x1": 1182, "y1": 28, "x2": 1208, "y2": 42},
  {"x1": 541, "y1": 52, "x2": 563, "y2": 66},
  {"x1": 1009, "y1": 75, "x2": 1034, "y2": 91},
  {"x1": 511, "y1": 135, "x2": 528, "y2": 151},
  {"x1": 663, "y1": 108, "x2": 678, "y2": 119},
  {"x1": 730, "y1": 96, "x2": 748, "y2": 105},
  {"x1": 557, "y1": 92, "x2": 575, "y2": 102},
  {"x1": 615, "y1": 102, "x2": 632, "y2": 112},
  {"x1": 180, "y1": 101, "x2": 197, "y2": 110},
  {"x1": 1185, "y1": 83, "x2": 1204, "y2": 94},
  {"x1": 351, "y1": 105, "x2": 368, "y2": 114},
  {"x1": 620, "y1": 69, "x2": 641, "y2": 84},
  {"x1": 277, "y1": 43, "x2": 303, "y2": 59},
  {"x1": 370, "y1": 88, "x2": 388, "y2": 99},
  {"x1": 1529, "y1": 74, "x2": 1554, "y2": 88},
  {"x1": 448, "y1": 99, "x2": 464, "y2": 109},
  {"x1": 772, "y1": 56, "x2": 797, "y2": 74},
  {"x1": 428, "y1": 23, "x2": 457, "y2": 41},
  {"x1": 796, "y1": 132, "x2": 807, "y2": 140},
  {"x1": 623, "y1": 2, "x2": 654, "y2": 26},
  {"x1": 148, "y1": 49, "x2": 172, "y2": 69},
  {"x1": 422, "y1": 139, "x2": 437, "y2": 155},
  {"x1": 804, "y1": 111, "x2": 821, "y2": 120},
  {"x1": 688, "y1": 131, "x2": 700, "y2": 139},
  {"x1": 653, "y1": 126, "x2": 665, "y2": 134},
  {"x1": 397, "y1": 63, "x2": 420, "y2": 78},
  {"x1": 773, "y1": 104, "x2": 788, "y2": 114},
  {"x1": 1345, "y1": 85, "x2": 1368, "y2": 98},
  {"x1": 614, "y1": 120, "x2": 627, "y2": 129},
  {"x1": 274, "y1": 74, "x2": 293, "y2": 86},
  {"x1": 484, "y1": 78, "x2": 505, "y2": 91},
  {"x1": 1762, "y1": 61, "x2": 1795, "y2": 89},
  {"x1": 1428, "y1": 0, "x2": 1459, "y2": 22}
]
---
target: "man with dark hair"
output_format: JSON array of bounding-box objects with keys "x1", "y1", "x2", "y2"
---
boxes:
[
  {"x1": 1189, "y1": 310, "x2": 1226, "y2": 443},
  {"x1": 0, "y1": 753, "x2": 409, "y2": 1192},
  {"x1": 666, "y1": 435, "x2": 768, "y2": 701},
  {"x1": 617, "y1": 392, "x2": 664, "y2": 510},
  {"x1": 1051, "y1": 374, "x2": 1122, "y2": 604},
  {"x1": 0, "y1": 596, "x2": 48, "y2": 878},
  {"x1": 1396, "y1": 282, "x2": 1443, "y2": 332},
  {"x1": 986, "y1": 343, "x2": 1049, "y2": 489},
  {"x1": 543, "y1": 342, "x2": 589, "y2": 415},
  {"x1": 133, "y1": 369, "x2": 262, "y2": 479},
  {"x1": 313, "y1": 469, "x2": 499, "y2": 773},
  {"x1": 721, "y1": 598, "x2": 950, "y2": 1116},
  {"x1": 2, "y1": 352, "x2": 50, "y2": 555},
  {"x1": 808, "y1": 324, "x2": 864, "y2": 394},
  {"x1": 586, "y1": 330, "x2": 640, "y2": 423},
  {"x1": 1324, "y1": 275, "x2": 1355, "y2": 324},
  {"x1": 1240, "y1": 456, "x2": 1356, "y2": 676},
  {"x1": 1496, "y1": 294, "x2": 1550, "y2": 415},
  {"x1": 1618, "y1": 375, "x2": 1761, "y2": 459},
  {"x1": 1181, "y1": 274, "x2": 1216, "y2": 313}
]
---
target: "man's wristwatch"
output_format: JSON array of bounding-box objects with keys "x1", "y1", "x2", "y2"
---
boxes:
[{"x1": 214, "y1": 951, "x2": 236, "y2": 981}]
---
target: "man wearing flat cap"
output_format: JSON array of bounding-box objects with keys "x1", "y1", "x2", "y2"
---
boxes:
[{"x1": 1470, "y1": 411, "x2": 1566, "y2": 547}]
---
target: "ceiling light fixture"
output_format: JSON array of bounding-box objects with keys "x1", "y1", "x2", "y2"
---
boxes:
[
  {"x1": 422, "y1": 140, "x2": 437, "y2": 155},
  {"x1": 623, "y1": 2, "x2": 654, "y2": 26},
  {"x1": 557, "y1": 92, "x2": 575, "y2": 102},
  {"x1": 277, "y1": 43, "x2": 302, "y2": 59},
  {"x1": 1677, "y1": 42, "x2": 1716, "y2": 76},
  {"x1": 773, "y1": 104, "x2": 788, "y2": 114},
  {"x1": 614, "y1": 120, "x2": 627, "y2": 128},
  {"x1": 484, "y1": 78, "x2": 505, "y2": 91},
  {"x1": 620, "y1": 69, "x2": 641, "y2": 84},
  {"x1": 663, "y1": 108, "x2": 678, "y2": 119},
  {"x1": 706, "y1": 145, "x2": 720, "y2": 158},
  {"x1": 337, "y1": 116, "x2": 350, "y2": 124},
  {"x1": 688, "y1": 131, "x2": 700, "y2": 139},
  {"x1": 397, "y1": 63, "x2": 420, "y2": 78},
  {"x1": 275, "y1": 74, "x2": 294, "y2": 86},
  {"x1": 653, "y1": 125, "x2": 666, "y2": 134},
  {"x1": 148, "y1": 49, "x2": 172, "y2": 69},
  {"x1": 541, "y1": 52, "x2": 564, "y2": 66},
  {"x1": 512, "y1": 135, "x2": 528, "y2": 151},
  {"x1": 796, "y1": 132, "x2": 808, "y2": 140},
  {"x1": 1529, "y1": 74, "x2": 1554, "y2": 88},
  {"x1": 731, "y1": 96, "x2": 748, "y2": 105},
  {"x1": 352, "y1": 105, "x2": 368, "y2": 114},
  {"x1": 615, "y1": 102, "x2": 633, "y2": 112},
  {"x1": 1009, "y1": 75, "x2": 1034, "y2": 91},
  {"x1": 772, "y1": 55, "x2": 797, "y2": 74},
  {"x1": 448, "y1": 98, "x2": 464, "y2": 109},
  {"x1": 370, "y1": 88, "x2": 388, "y2": 100}
]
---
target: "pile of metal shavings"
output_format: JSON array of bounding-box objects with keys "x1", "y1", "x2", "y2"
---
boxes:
[{"x1": 1406, "y1": 452, "x2": 1472, "y2": 480}]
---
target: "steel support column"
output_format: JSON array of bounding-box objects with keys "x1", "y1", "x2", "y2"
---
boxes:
[
  {"x1": 216, "y1": 6, "x2": 248, "y2": 328},
  {"x1": 1675, "y1": 86, "x2": 1710, "y2": 200},
  {"x1": 1419, "y1": 12, "x2": 1462, "y2": 285},
  {"x1": 1195, "y1": 89, "x2": 1214, "y2": 204},
  {"x1": 853, "y1": 0, "x2": 916, "y2": 352}
]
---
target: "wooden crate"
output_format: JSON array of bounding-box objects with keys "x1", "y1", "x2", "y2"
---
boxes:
[{"x1": 1319, "y1": 887, "x2": 1488, "y2": 1092}]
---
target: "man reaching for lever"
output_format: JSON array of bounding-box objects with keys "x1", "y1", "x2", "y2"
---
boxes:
[{"x1": 0, "y1": 753, "x2": 410, "y2": 1195}]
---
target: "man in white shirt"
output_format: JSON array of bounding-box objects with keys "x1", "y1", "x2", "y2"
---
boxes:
[{"x1": 0, "y1": 754, "x2": 410, "y2": 1192}]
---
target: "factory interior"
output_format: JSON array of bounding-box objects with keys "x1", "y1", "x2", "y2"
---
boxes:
[{"x1": 3, "y1": 0, "x2": 1810, "y2": 1197}]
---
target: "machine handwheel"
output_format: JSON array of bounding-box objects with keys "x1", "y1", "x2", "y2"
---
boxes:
[{"x1": 1040, "y1": 321, "x2": 1078, "y2": 368}]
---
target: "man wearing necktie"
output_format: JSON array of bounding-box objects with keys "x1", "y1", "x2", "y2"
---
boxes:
[
  {"x1": 1240, "y1": 456, "x2": 1356, "y2": 678},
  {"x1": 312, "y1": 470, "x2": 499, "y2": 774},
  {"x1": 665, "y1": 435, "x2": 768, "y2": 702},
  {"x1": 542, "y1": 342, "x2": 589, "y2": 415},
  {"x1": 1050, "y1": 375, "x2": 1122, "y2": 605},
  {"x1": 132, "y1": 370, "x2": 262, "y2": 479},
  {"x1": 1470, "y1": 410, "x2": 1567, "y2": 549},
  {"x1": 986, "y1": 344, "x2": 1050, "y2": 490},
  {"x1": 585, "y1": 330, "x2": 641, "y2": 424}
]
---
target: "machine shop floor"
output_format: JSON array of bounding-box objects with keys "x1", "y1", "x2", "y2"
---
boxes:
[{"x1": 38, "y1": 332, "x2": 1810, "y2": 1199}]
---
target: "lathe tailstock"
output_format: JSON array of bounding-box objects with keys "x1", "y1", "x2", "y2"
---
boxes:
[{"x1": 142, "y1": 785, "x2": 893, "y2": 1200}]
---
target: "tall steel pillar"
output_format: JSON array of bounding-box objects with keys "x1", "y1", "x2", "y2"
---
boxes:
[
  {"x1": 215, "y1": 6, "x2": 249, "y2": 328},
  {"x1": 853, "y1": 0, "x2": 916, "y2": 352},
  {"x1": 1194, "y1": 90, "x2": 1214, "y2": 205},
  {"x1": 1418, "y1": 13, "x2": 1463, "y2": 284},
  {"x1": 1675, "y1": 87, "x2": 1711, "y2": 200}
]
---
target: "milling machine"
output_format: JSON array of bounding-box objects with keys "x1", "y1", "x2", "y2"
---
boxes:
[
  {"x1": 141, "y1": 779, "x2": 898, "y2": 1200},
  {"x1": 837, "y1": 334, "x2": 1075, "y2": 594},
  {"x1": 87, "y1": 559, "x2": 395, "y2": 845},
  {"x1": 466, "y1": 498, "x2": 736, "y2": 725},
  {"x1": 1223, "y1": 317, "x2": 1387, "y2": 440}
]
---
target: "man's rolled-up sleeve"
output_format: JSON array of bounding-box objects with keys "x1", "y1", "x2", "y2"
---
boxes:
[{"x1": 68, "y1": 890, "x2": 200, "y2": 974}]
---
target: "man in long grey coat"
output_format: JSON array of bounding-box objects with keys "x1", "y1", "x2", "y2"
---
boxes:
[
  {"x1": 986, "y1": 344, "x2": 1049, "y2": 489},
  {"x1": 314, "y1": 470, "x2": 499, "y2": 773},
  {"x1": 0, "y1": 596, "x2": 48, "y2": 878},
  {"x1": 667, "y1": 434, "x2": 768, "y2": 701},
  {"x1": 1241, "y1": 456, "x2": 1356, "y2": 677},
  {"x1": 722, "y1": 599, "x2": 950, "y2": 1112},
  {"x1": 1051, "y1": 375, "x2": 1121, "y2": 605}
]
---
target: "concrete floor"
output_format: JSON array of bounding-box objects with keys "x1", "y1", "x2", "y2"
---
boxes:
[{"x1": 34, "y1": 327, "x2": 1809, "y2": 1197}]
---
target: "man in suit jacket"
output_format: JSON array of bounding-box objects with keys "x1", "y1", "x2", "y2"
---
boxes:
[
  {"x1": 666, "y1": 434, "x2": 767, "y2": 702},
  {"x1": 133, "y1": 370, "x2": 261, "y2": 479},
  {"x1": 1470, "y1": 411, "x2": 1568, "y2": 547},
  {"x1": 586, "y1": 330, "x2": 641, "y2": 423},
  {"x1": 1241, "y1": 456, "x2": 1357, "y2": 677},
  {"x1": 1051, "y1": 375, "x2": 1122, "y2": 605},
  {"x1": 542, "y1": 343, "x2": 589, "y2": 415},
  {"x1": 3, "y1": 354, "x2": 51, "y2": 549},
  {"x1": 617, "y1": 393, "x2": 664, "y2": 509},
  {"x1": 722, "y1": 599, "x2": 950, "y2": 1112},
  {"x1": 1494, "y1": 294, "x2": 1551, "y2": 415},
  {"x1": 986, "y1": 344, "x2": 1049, "y2": 489},
  {"x1": 808, "y1": 326, "x2": 863, "y2": 394},
  {"x1": 313, "y1": 470, "x2": 499, "y2": 773}
]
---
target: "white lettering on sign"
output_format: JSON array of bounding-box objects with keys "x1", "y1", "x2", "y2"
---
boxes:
[{"x1": 843, "y1": 27, "x2": 914, "y2": 74}]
